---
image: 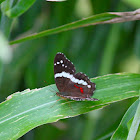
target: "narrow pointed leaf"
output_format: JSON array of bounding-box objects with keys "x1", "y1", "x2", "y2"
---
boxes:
[
  {"x1": 111, "y1": 99, "x2": 139, "y2": 140},
  {"x1": 10, "y1": 9, "x2": 140, "y2": 45}
]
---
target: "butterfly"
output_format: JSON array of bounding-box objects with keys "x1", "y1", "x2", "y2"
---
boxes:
[{"x1": 54, "y1": 52, "x2": 98, "y2": 101}]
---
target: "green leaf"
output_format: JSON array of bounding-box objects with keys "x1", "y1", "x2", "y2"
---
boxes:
[
  {"x1": 0, "y1": 73, "x2": 139, "y2": 139},
  {"x1": 5, "y1": 0, "x2": 36, "y2": 18},
  {"x1": 9, "y1": 12, "x2": 119, "y2": 45},
  {"x1": 111, "y1": 99, "x2": 139, "y2": 140},
  {"x1": 135, "y1": 126, "x2": 140, "y2": 140},
  {"x1": 127, "y1": 96, "x2": 140, "y2": 140}
]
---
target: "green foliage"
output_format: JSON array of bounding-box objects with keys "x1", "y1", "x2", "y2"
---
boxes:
[
  {"x1": 1, "y1": 0, "x2": 36, "y2": 18},
  {"x1": 111, "y1": 99, "x2": 139, "y2": 140},
  {"x1": 0, "y1": 73, "x2": 140, "y2": 139},
  {"x1": 9, "y1": 13, "x2": 118, "y2": 45},
  {"x1": 0, "y1": 0, "x2": 140, "y2": 140}
]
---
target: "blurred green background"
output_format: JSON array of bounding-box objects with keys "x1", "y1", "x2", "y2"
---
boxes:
[{"x1": 0, "y1": 0, "x2": 140, "y2": 140}]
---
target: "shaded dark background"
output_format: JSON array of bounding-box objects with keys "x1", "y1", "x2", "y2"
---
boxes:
[{"x1": 0, "y1": 0, "x2": 140, "y2": 139}]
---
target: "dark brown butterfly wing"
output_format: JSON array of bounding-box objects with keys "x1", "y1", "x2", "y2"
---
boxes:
[
  {"x1": 54, "y1": 52, "x2": 76, "y2": 92},
  {"x1": 54, "y1": 52, "x2": 98, "y2": 101}
]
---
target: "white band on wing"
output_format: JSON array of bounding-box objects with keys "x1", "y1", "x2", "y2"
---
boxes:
[{"x1": 55, "y1": 71, "x2": 91, "y2": 88}]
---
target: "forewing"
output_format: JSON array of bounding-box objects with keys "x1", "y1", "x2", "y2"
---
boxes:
[{"x1": 54, "y1": 52, "x2": 76, "y2": 92}]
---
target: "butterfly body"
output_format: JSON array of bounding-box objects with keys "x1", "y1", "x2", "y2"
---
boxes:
[{"x1": 54, "y1": 52, "x2": 98, "y2": 101}]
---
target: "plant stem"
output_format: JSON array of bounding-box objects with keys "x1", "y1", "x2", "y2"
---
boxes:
[{"x1": 99, "y1": 23, "x2": 121, "y2": 75}]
